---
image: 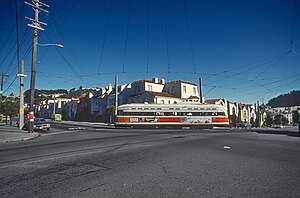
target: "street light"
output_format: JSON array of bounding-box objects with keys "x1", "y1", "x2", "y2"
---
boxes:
[
  {"x1": 29, "y1": 42, "x2": 63, "y2": 114},
  {"x1": 37, "y1": 43, "x2": 64, "y2": 48}
]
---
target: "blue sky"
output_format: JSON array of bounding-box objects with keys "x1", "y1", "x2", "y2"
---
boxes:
[{"x1": 0, "y1": 0, "x2": 299, "y2": 104}]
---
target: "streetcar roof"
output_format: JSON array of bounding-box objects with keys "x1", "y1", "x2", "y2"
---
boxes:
[{"x1": 118, "y1": 103, "x2": 227, "y2": 111}]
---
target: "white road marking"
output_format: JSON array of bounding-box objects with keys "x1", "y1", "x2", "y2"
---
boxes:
[
  {"x1": 223, "y1": 146, "x2": 231, "y2": 149},
  {"x1": 42, "y1": 131, "x2": 77, "y2": 136}
]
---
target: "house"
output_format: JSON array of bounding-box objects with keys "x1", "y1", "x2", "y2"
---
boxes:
[
  {"x1": 164, "y1": 80, "x2": 199, "y2": 102},
  {"x1": 64, "y1": 98, "x2": 80, "y2": 121},
  {"x1": 108, "y1": 83, "x2": 132, "y2": 107},
  {"x1": 205, "y1": 98, "x2": 227, "y2": 108},
  {"x1": 128, "y1": 91, "x2": 181, "y2": 104},
  {"x1": 34, "y1": 94, "x2": 71, "y2": 119},
  {"x1": 76, "y1": 92, "x2": 93, "y2": 121},
  {"x1": 90, "y1": 85, "x2": 112, "y2": 122},
  {"x1": 127, "y1": 78, "x2": 200, "y2": 104}
]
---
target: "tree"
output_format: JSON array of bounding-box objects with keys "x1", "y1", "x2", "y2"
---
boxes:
[
  {"x1": 292, "y1": 110, "x2": 299, "y2": 124},
  {"x1": 106, "y1": 106, "x2": 115, "y2": 124},
  {"x1": 229, "y1": 114, "x2": 238, "y2": 127},
  {"x1": 250, "y1": 117, "x2": 256, "y2": 127},
  {"x1": 265, "y1": 114, "x2": 273, "y2": 126},
  {"x1": 274, "y1": 114, "x2": 282, "y2": 125},
  {"x1": 0, "y1": 99, "x2": 19, "y2": 125}
]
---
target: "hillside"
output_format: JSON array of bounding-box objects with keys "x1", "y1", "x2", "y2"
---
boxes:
[{"x1": 267, "y1": 90, "x2": 300, "y2": 107}]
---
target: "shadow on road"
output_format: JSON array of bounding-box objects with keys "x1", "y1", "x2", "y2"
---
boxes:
[{"x1": 252, "y1": 128, "x2": 300, "y2": 137}]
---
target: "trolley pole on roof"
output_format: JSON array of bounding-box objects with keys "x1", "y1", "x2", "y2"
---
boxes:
[{"x1": 199, "y1": 78, "x2": 204, "y2": 103}]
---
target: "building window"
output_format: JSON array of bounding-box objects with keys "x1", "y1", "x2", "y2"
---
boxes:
[
  {"x1": 148, "y1": 85, "x2": 153, "y2": 91},
  {"x1": 183, "y1": 85, "x2": 187, "y2": 93},
  {"x1": 193, "y1": 87, "x2": 196, "y2": 94},
  {"x1": 161, "y1": 100, "x2": 165, "y2": 104}
]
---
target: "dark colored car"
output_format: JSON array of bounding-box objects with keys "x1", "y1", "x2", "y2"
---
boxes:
[
  {"x1": 236, "y1": 122, "x2": 252, "y2": 129},
  {"x1": 23, "y1": 118, "x2": 51, "y2": 131}
]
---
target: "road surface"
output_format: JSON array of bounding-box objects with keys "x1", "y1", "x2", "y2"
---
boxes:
[{"x1": 0, "y1": 124, "x2": 300, "y2": 197}]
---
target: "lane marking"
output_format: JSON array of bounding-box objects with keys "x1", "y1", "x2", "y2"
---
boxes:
[
  {"x1": 223, "y1": 146, "x2": 231, "y2": 149},
  {"x1": 42, "y1": 131, "x2": 78, "y2": 136}
]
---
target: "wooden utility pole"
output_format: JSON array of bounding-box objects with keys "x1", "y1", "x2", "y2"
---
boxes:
[
  {"x1": 25, "y1": 0, "x2": 48, "y2": 112},
  {"x1": 0, "y1": 73, "x2": 4, "y2": 102}
]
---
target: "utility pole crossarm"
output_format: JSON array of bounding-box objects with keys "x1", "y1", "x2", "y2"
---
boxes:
[
  {"x1": 25, "y1": 16, "x2": 47, "y2": 26},
  {"x1": 24, "y1": 1, "x2": 49, "y2": 13}
]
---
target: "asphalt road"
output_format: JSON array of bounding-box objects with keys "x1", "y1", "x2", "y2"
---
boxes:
[{"x1": 0, "y1": 124, "x2": 300, "y2": 198}]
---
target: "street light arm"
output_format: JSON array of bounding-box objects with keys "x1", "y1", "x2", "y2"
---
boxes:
[{"x1": 37, "y1": 43, "x2": 64, "y2": 48}]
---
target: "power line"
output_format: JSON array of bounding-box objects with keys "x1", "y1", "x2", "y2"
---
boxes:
[
  {"x1": 15, "y1": 0, "x2": 20, "y2": 71},
  {"x1": 290, "y1": 0, "x2": 297, "y2": 49},
  {"x1": 146, "y1": 0, "x2": 150, "y2": 76},
  {"x1": 122, "y1": 0, "x2": 132, "y2": 73},
  {"x1": 183, "y1": 0, "x2": 196, "y2": 74},
  {"x1": 164, "y1": 0, "x2": 170, "y2": 73},
  {"x1": 98, "y1": 0, "x2": 114, "y2": 74}
]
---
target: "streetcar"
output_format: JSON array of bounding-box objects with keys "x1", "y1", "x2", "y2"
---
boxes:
[{"x1": 115, "y1": 103, "x2": 229, "y2": 128}]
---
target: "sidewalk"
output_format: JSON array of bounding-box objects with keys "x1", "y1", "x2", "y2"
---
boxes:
[{"x1": 0, "y1": 125, "x2": 40, "y2": 143}]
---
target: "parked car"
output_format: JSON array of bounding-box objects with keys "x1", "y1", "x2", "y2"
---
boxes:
[
  {"x1": 236, "y1": 122, "x2": 252, "y2": 129},
  {"x1": 52, "y1": 114, "x2": 62, "y2": 121},
  {"x1": 271, "y1": 124, "x2": 283, "y2": 129},
  {"x1": 23, "y1": 118, "x2": 51, "y2": 131}
]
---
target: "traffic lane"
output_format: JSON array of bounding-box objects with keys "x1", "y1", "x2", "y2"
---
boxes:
[
  {"x1": 1, "y1": 131, "x2": 300, "y2": 197},
  {"x1": 0, "y1": 128, "x2": 212, "y2": 168},
  {"x1": 49, "y1": 121, "x2": 114, "y2": 131}
]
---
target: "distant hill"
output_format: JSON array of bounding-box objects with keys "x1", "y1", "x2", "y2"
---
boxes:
[
  {"x1": 24, "y1": 88, "x2": 94, "y2": 103},
  {"x1": 24, "y1": 89, "x2": 69, "y2": 103},
  {"x1": 267, "y1": 90, "x2": 300, "y2": 107}
]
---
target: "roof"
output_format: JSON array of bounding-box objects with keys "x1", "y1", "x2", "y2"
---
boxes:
[
  {"x1": 205, "y1": 99, "x2": 222, "y2": 104},
  {"x1": 132, "y1": 79, "x2": 164, "y2": 85},
  {"x1": 145, "y1": 91, "x2": 178, "y2": 98},
  {"x1": 166, "y1": 80, "x2": 197, "y2": 86},
  {"x1": 129, "y1": 91, "x2": 179, "y2": 98},
  {"x1": 188, "y1": 95, "x2": 199, "y2": 99}
]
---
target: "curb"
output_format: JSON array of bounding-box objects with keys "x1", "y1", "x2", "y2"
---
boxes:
[{"x1": 21, "y1": 132, "x2": 41, "y2": 141}]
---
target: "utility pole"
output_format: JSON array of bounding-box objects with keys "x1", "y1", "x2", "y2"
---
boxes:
[
  {"x1": 25, "y1": 0, "x2": 49, "y2": 112},
  {"x1": 199, "y1": 78, "x2": 204, "y2": 103},
  {"x1": 114, "y1": 75, "x2": 118, "y2": 120},
  {"x1": 17, "y1": 60, "x2": 26, "y2": 129},
  {"x1": 53, "y1": 94, "x2": 56, "y2": 117},
  {"x1": 257, "y1": 100, "x2": 261, "y2": 128},
  {"x1": 0, "y1": 73, "x2": 4, "y2": 102},
  {"x1": 0, "y1": 72, "x2": 9, "y2": 103}
]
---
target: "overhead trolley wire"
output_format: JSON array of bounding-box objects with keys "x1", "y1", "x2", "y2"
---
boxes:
[
  {"x1": 122, "y1": 0, "x2": 132, "y2": 73},
  {"x1": 164, "y1": 0, "x2": 170, "y2": 73},
  {"x1": 183, "y1": 0, "x2": 196, "y2": 74},
  {"x1": 44, "y1": 32, "x2": 89, "y2": 88},
  {"x1": 205, "y1": 50, "x2": 292, "y2": 85},
  {"x1": 146, "y1": 0, "x2": 150, "y2": 76},
  {"x1": 15, "y1": 0, "x2": 20, "y2": 70},
  {"x1": 290, "y1": 0, "x2": 297, "y2": 49},
  {"x1": 251, "y1": 51, "x2": 292, "y2": 80},
  {"x1": 97, "y1": 0, "x2": 114, "y2": 74},
  {"x1": 51, "y1": 0, "x2": 80, "y2": 24}
]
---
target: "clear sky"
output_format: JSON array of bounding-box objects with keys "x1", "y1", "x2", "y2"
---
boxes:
[{"x1": 0, "y1": 0, "x2": 299, "y2": 104}]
